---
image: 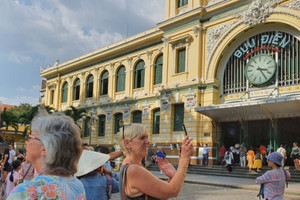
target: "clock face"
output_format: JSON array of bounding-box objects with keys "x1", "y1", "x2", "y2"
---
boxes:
[{"x1": 245, "y1": 54, "x2": 276, "y2": 85}]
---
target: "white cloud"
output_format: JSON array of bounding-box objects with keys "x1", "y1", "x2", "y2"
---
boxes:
[
  {"x1": 16, "y1": 87, "x2": 25, "y2": 92},
  {"x1": 30, "y1": 85, "x2": 41, "y2": 93}
]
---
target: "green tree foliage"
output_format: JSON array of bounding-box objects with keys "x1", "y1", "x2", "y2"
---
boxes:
[{"x1": 64, "y1": 106, "x2": 86, "y2": 127}]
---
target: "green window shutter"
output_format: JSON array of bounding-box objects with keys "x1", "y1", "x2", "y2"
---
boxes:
[
  {"x1": 73, "y1": 79, "x2": 80, "y2": 100},
  {"x1": 101, "y1": 71, "x2": 109, "y2": 95},
  {"x1": 174, "y1": 104, "x2": 184, "y2": 131},
  {"x1": 86, "y1": 76, "x2": 94, "y2": 98},
  {"x1": 133, "y1": 111, "x2": 142, "y2": 123},
  {"x1": 84, "y1": 118, "x2": 90, "y2": 137},
  {"x1": 155, "y1": 54, "x2": 163, "y2": 84},
  {"x1": 134, "y1": 61, "x2": 145, "y2": 89},
  {"x1": 116, "y1": 66, "x2": 125, "y2": 92},
  {"x1": 114, "y1": 113, "x2": 123, "y2": 135},
  {"x1": 62, "y1": 82, "x2": 68, "y2": 103},
  {"x1": 177, "y1": 49, "x2": 186, "y2": 73},
  {"x1": 152, "y1": 109, "x2": 160, "y2": 134},
  {"x1": 98, "y1": 115, "x2": 106, "y2": 136}
]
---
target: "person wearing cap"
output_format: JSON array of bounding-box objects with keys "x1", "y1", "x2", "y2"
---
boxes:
[
  {"x1": 118, "y1": 123, "x2": 193, "y2": 199},
  {"x1": 256, "y1": 152, "x2": 291, "y2": 200},
  {"x1": 7, "y1": 109, "x2": 85, "y2": 200},
  {"x1": 76, "y1": 150, "x2": 119, "y2": 200}
]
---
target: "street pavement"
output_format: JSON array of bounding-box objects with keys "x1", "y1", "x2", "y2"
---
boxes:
[{"x1": 111, "y1": 170, "x2": 300, "y2": 200}]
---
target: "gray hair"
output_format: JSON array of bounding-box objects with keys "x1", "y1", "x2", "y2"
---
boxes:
[
  {"x1": 118, "y1": 123, "x2": 146, "y2": 155},
  {"x1": 31, "y1": 109, "x2": 82, "y2": 175}
]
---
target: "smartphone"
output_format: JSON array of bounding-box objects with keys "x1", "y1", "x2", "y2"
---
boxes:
[{"x1": 182, "y1": 124, "x2": 188, "y2": 136}]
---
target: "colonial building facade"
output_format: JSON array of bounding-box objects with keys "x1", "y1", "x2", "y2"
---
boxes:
[{"x1": 40, "y1": 0, "x2": 300, "y2": 165}]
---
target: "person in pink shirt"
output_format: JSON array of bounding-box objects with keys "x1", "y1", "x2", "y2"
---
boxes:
[{"x1": 5, "y1": 160, "x2": 21, "y2": 197}]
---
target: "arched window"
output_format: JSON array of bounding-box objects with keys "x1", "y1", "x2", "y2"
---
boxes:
[
  {"x1": 98, "y1": 115, "x2": 106, "y2": 136},
  {"x1": 116, "y1": 66, "x2": 126, "y2": 92},
  {"x1": 154, "y1": 54, "x2": 163, "y2": 84},
  {"x1": 100, "y1": 71, "x2": 109, "y2": 95},
  {"x1": 73, "y1": 79, "x2": 80, "y2": 100},
  {"x1": 223, "y1": 31, "x2": 300, "y2": 95},
  {"x1": 134, "y1": 60, "x2": 145, "y2": 89},
  {"x1": 114, "y1": 113, "x2": 123, "y2": 135},
  {"x1": 132, "y1": 111, "x2": 142, "y2": 123},
  {"x1": 61, "y1": 82, "x2": 68, "y2": 103},
  {"x1": 153, "y1": 108, "x2": 160, "y2": 134},
  {"x1": 84, "y1": 117, "x2": 90, "y2": 137},
  {"x1": 86, "y1": 75, "x2": 94, "y2": 98}
]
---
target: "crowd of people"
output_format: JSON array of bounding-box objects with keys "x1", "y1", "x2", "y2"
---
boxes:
[
  {"x1": 0, "y1": 109, "x2": 192, "y2": 200},
  {"x1": 219, "y1": 143, "x2": 300, "y2": 172},
  {"x1": 0, "y1": 108, "x2": 297, "y2": 199}
]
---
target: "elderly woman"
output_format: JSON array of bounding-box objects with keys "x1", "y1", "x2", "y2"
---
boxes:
[
  {"x1": 7, "y1": 109, "x2": 85, "y2": 199},
  {"x1": 119, "y1": 123, "x2": 193, "y2": 199}
]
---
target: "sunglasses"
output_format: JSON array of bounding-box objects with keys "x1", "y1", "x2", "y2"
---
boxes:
[{"x1": 25, "y1": 134, "x2": 42, "y2": 143}]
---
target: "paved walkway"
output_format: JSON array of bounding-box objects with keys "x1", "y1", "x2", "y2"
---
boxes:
[{"x1": 150, "y1": 170, "x2": 300, "y2": 197}]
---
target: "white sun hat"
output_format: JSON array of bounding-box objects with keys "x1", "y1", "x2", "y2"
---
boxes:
[{"x1": 75, "y1": 150, "x2": 110, "y2": 177}]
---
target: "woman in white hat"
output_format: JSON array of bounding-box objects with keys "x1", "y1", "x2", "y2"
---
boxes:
[
  {"x1": 118, "y1": 123, "x2": 193, "y2": 200},
  {"x1": 76, "y1": 150, "x2": 119, "y2": 200},
  {"x1": 7, "y1": 109, "x2": 85, "y2": 199},
  {"x1": 256, "y1": 152, "x2": 291, "y2": 200}
]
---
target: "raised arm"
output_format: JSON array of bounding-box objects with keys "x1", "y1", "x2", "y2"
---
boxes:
[{"x1": 125, "y1": 136, "x2": 193, "y2": 199}]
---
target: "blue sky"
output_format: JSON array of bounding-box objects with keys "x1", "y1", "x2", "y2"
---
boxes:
[{"x1": 0, "y1": 0, "x2": 165, "y2": 106}]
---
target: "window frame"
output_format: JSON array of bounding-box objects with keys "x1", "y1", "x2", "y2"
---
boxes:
[
  {"x1": 152, "y1": 109, "x2": 160, "y2": 134},
  {"x1": 132, "y1": 110, "x2": 142, "y2": 123},
  {"x1": 100, "y1": 71, "x2": 109, "y2": 95},
  {"x1": 134, "y1": 60, "x2": 145, "y2": 89},
  {"x1": 86, "y1": 75, "x2": 94, "y2": 98},
  {"x1": 114, "y1": 113, "x2": 123, "y2": 135},
  {"x1": 176, "y1": 48, "x2": 186, "y2": 73},
  {"x1": 154, "y1": 54, "x2": 163, "y2": 85},
  {"x1": 116, "y1": 66, "x2": 126, "y2": 92},
  {"x1": 173, "y1": 104, "x2": 184, "y2": 131},
  {"x1": 61, "y1": 82, "x2": 68, "y2": 103},
  {"x1": 73, "y1": 79, "x2": 80, "y2": 100},
  {"x1": 98, "y1": 115, "x2": 106, "y2": 136}
]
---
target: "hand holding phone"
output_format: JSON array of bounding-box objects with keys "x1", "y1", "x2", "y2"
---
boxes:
[{"x1": 182, "y1": 124, "x2": 188, "y2": 136}]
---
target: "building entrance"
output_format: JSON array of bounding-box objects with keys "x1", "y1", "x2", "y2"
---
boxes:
[
  {"x1": 221, "y1": 118, "x2": 300, "y2": 150},
  {"x1": 222, "y1": 120, "x2": 269, "y2": 149}
]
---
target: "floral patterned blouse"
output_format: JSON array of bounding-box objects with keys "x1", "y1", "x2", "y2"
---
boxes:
[{"x1": 7, "y1": 174, "x2": 86, "y2": 200}]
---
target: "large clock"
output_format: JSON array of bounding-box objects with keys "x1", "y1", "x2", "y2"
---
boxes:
[{"x1": 245, "y1": 54, "x2": 276, "y2": 85}]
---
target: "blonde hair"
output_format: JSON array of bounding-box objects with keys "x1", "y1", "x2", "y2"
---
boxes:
[{"x1": 118, "y1": 123, "x2": 146, "y2": 155}]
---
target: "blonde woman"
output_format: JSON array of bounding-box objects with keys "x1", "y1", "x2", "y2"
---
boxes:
[{"x1": 119, "y1": 123, "x2": 193, "y2": 200}]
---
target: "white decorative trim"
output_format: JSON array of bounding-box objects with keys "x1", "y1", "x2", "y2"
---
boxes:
[
  {"x1": 193, "y1": 26, "x2": 200, "y2": 38},
  {"x1": 162, "y1": 37, "x2": 169, "y2": 48},
  {"x1": 280, "y1": 0, "x2": 300, "y2": 10},
  {"x1": 142, "y1": 101, "x2": 150, "y2": 118},
  {"x1": 106, "y1": 106, "x2": 112, "y2": 121},
  {"x1": 160, "y1": 93, "x2": 170, "y2": 113},
  {"x1": 235, "y1": 0, "x2": 283, "y2": 26},
  {"x1": 185, "y1": 88, "x2": 196, "y2": 110},
  {"x1": 123, "y1": 104, "x2": 130, "y2": 119}
]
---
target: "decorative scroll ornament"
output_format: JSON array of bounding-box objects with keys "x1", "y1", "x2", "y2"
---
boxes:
[
  {"x1": 106, "y1": 106, "x2": 112, "y2": 121},
  {"x1": 142, "y1": 101, "x2": 150, "y2": 118},
  {"x1": 206, "y1": 21, "x2": 235, "y2": 61},
  {"x1": 123, "y1": 104, "x2": 130, "y2": 119},
  {"x1": 235, "y1": 0, "x2": 283, "y2": 26},
  {"x1": 280, "y1": 0, "x2": 300, "y2": 10},
  {"x1": 185, "y1": 89, "x2": 196, "y2": 110},
  {"x1": 160, "y1": 93, "x2": 170, "y2": 113}
]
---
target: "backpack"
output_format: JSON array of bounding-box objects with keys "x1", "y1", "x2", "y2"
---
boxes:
[{"x1": 224, "y1": 152, "x2": 230, "y2": 160}]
